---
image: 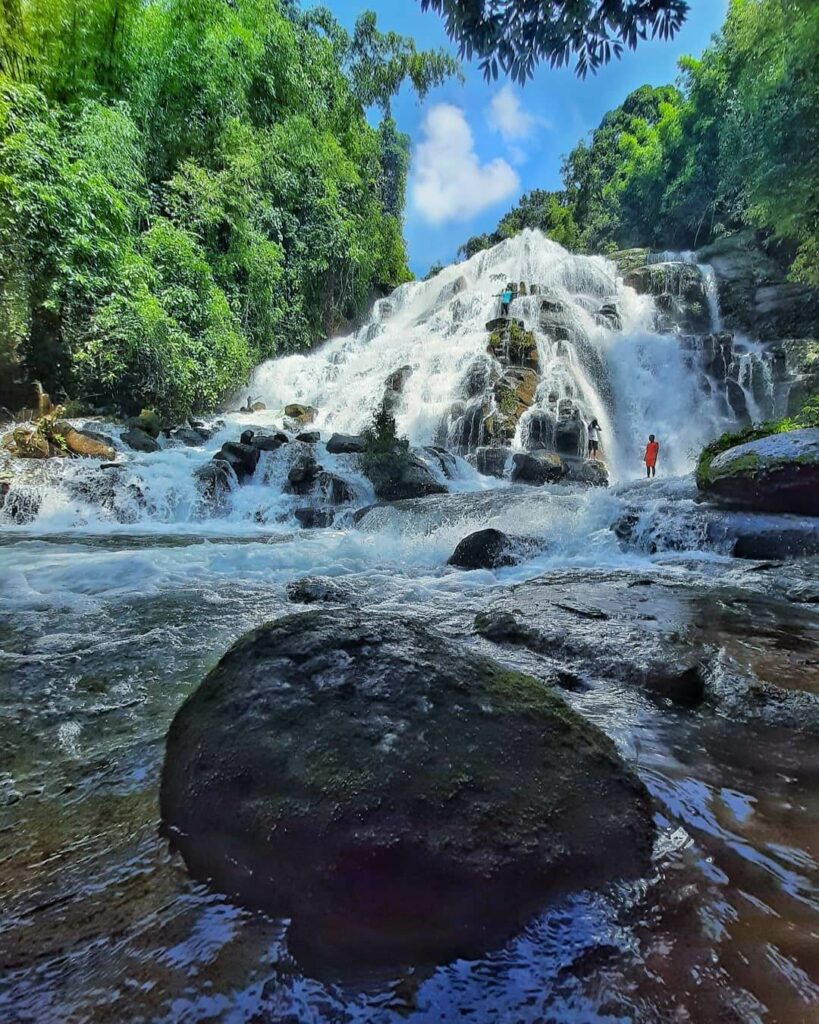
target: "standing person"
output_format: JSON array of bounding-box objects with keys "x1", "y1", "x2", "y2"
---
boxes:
[
  {"x1": 587, "y1": 418, "x2": 601, "y2": 460},
  {"x1": 500, "y1": 287, "x2": 513, "y2": 317},
  {"x1": 644, "y1": 434, "x2": 660, "y2": 478}
]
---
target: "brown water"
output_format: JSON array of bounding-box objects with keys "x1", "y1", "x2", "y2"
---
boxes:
[{"x1": 1, "y1": 534, "x2": 818, "y2": 1023}]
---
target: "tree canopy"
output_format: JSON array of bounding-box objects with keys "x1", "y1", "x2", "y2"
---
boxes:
[
  {"x1": 418, "y1": 0, "x2": 689, "y2": 81},
  {"x1": 457, "y1": 0, "x2": 819, "y2": 288},
  {"x1": 0, "y1": 0, "x2": 459, "y2": 418}
]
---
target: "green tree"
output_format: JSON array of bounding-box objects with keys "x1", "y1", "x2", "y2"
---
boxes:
[{"x1": 418, "y1": 0, "x2": 689, "y2": 81}]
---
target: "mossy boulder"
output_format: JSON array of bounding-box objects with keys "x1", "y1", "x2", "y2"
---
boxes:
[
  {"x1": 698, "y1": 428, "x2": 819, "y2": 515},
  {"x1": 284, "y1": 403, "x2": 318, "y2": 425},
  {"x1": 160, "y1": 611, "x2": 655, "y2": 968}
]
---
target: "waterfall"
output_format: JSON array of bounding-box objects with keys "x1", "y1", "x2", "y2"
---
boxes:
[
  {"x1": 1, "y1": 231, "x2": 751, "y2": 532},
  {"x1": 251, "y1": 231, "x2": 732, "y2": 481},
  {"x1": 698, "y1": 262, "x2": 723, "y2": 333}
]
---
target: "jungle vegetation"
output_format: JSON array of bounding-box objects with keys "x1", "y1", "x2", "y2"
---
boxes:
[
  {"x1": 458, "y1": 0, "x2": 819, "y2": 289},
  {"x1": 0, "y1": 0, "x2": 458, "y2": 418}
]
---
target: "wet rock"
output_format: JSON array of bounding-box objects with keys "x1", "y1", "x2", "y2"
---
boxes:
[
  {"x1": 471, "y1": 568, "x2": 819, "y2": 727},
  {"x1": 58, "y1": 421, "x2": 116, "y2": 458},
  {"x1": 385, "y1": 365, "x2": 413, "y2": 393},
  {"x1": 475, "y1": 446, "x2": 509, "y2": 478},
  {"x1": 126, "y1": 410, "x2": 162, "y2": 439},
  {"x1": 286, "y1": 576, "x2": 350, "y2": 604},
  {"x1": 286, "y1": 451, "x2": 320, "y2": 495},
  {"x1": 160, "y1": 610, "x2": 655, "y2": 967},
  {"x1": 624, "y1": 262, "x2": 709, "y2": 332},
  {"x1": 327, "y1": 433, "x2": 366, "y2": 455},
  {"x1": 725, "y1": 378, "x2": 750, "y2": 424},
  {"x1": 121, "y1": 427, "x2": 160, "y2": 453},
  {"x1": 195, "y1": 461, "x2": 234, "y2": 504},
  {"x1": 731, "y1": 526, "x2": 819, "y2": 560},
  {"x1": 459, "y1": 356, "x2": 498, "y2": 399},
  {"x1": 363, "y1": 446, "x2": 447, "y2": 502},
  {"x1": 699, "y1": 429, "x2": 819, "y2": 515},
  {"x1": 215, "y1": 442, "x2": 260, "y2": 483},
  {"x1": 511, "y1": 451, "x2": 565, "y2": 486},
  {"x1": 421, "y1": 446, "x2": 459, "y2": 480},
  {"x1": 554, "y1": 416, "x2": 585, "y2": 458},
  {"x1": 522, "y1": 410, "x2": 555, "y2": 451},
  {"x1": 172, "y1": 427, "x2": 209, "y2": 447},
  {"x1": 252, "y1": 432, "x2": 289, "y2": 452},
  {"x1": 296, "y1": 431, "x2": 320, "y2": 444},
  {"x1": 697, "y1": 230, "x2": 819, "y2": 340},
  {"x1": 0, "y1": 486, "x2": 41, "y2": 524},
  {"x1": 596, "y1": 302, "x2": 621, "y2": 330},
  {"x1": 563, "y1": 458, "x2": 609, "y2": 487},
  {"x1": 239, "y1": 429, "x2": 255, "y2": 446},
  {"x1": 448, "y1": 528, "x2": 533, "y2": 570},
  {"x1": 4, "y1": 425, "x2": 52, "y2": 458},
  {"x1": 252, "y1": 401, "x2": 266, "y2": 412},
  {"x1": 474, "y1": 610, "x2": 536, "y2": 645},
  {"x1": 284, "y1": 403, "x2": 318, "y2": 426},
  {"x1": 318, "y1": 471, "x2": 355, "y2": 505},
  {"x1": 294, "y1": 508, "x2": 335, "y2": 529}
]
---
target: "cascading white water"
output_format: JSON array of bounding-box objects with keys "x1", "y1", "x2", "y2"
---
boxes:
[
  {"x1": 0, "y1": 230, "x2": 747, "y2": 534},
  {"x1": 251, "y1": 231, "x2": 732, "y2": 481}
]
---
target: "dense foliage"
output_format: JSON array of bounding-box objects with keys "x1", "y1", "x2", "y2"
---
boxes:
[
  {"x1": 418, "y1": 0, "x2": 689, "y2": 81},
  {"x1": 459, "y1": 188, "x2": 578, "y2": 260},
  {"x1": 0, "y1": 0, "x2": 457, "y2": 419},
  {"x1": 460, "y1": 0, "x2": 819, "y2": 287}
]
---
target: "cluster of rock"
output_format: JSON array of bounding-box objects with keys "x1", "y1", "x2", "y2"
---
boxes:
[{"x1": 441, "y1": 287, "x2": 614, "y2": 488}]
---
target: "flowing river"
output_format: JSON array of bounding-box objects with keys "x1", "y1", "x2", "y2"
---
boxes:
[{"x1": 1, "y1": 232, "x2": 817, "y2": 1023}]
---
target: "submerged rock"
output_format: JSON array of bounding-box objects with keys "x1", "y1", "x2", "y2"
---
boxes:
[
  {"x1": 160, "y1": 611, "x2": 655, "y2": 967},
  {"x1": 699, "y1": 429, "x2": 819, "y2": 515},
  {"x1": 294, "y1": 507, "x2": 335, "y2": 529},
  {"x1": 286, "y1": 577, "x2": 350, "y2": 604},
  {"x1": 511, "y1": 450, "x2": 565, "y2": 485},
  {"x1": 448, "y1": 528, "x2": 524, "y2": 570}
]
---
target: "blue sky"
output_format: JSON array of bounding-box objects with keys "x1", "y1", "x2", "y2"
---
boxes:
[{"x1": 318, "y1": 0, "x2": 729, "y2": 276}]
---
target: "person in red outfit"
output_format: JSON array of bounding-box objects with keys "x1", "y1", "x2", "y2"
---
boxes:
[{"x1": 644, "y1": 434, "x2": 660, "y2": 478}]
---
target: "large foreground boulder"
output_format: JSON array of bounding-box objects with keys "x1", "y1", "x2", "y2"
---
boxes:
[
  {"x1": 699, "y1": 428, "x2": 819, "y2": 515},
  {"x1": 160, "y1": 612, "x2": 655, "y2": 967}
]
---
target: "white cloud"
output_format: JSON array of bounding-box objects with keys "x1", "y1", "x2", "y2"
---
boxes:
[
  {"x1": 411, "y1": 104, "x2": 519, "y2": 225},
  {"x1": 486, "y1": 85, "x2": 542, "y2": 141}
]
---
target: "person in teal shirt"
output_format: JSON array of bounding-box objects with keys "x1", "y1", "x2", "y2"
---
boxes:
[{"x1": 500, "y1": 288, "x2": 513, "y2": 316}]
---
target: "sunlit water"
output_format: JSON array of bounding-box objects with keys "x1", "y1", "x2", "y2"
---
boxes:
[{"x1": 1, "y1": 233, "x2": 816, "y2": 1023}]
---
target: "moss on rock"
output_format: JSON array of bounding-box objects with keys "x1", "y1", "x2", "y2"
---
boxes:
[{"x1": 160, "y1": 610, "x2": 655, "y2": 968}]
